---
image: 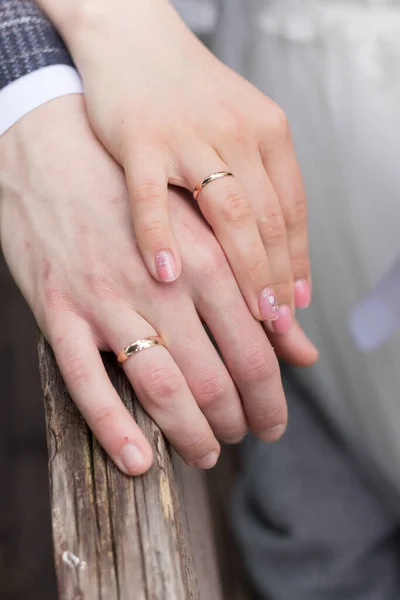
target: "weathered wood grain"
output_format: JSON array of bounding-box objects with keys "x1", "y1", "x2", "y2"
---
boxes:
[
  {"x1": 39, "y1": 337, "x2": 226, "y2": 600},
  {"x1": 2, "y1": 251, "x2": 251, "y2": 600}
]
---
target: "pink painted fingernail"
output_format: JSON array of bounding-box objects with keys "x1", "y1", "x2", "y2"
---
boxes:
[
  {"x1": 272, "y1": 305, "x2": 293, "y2": 334},
  {"x1": 294, "y1": 279, "x2": 311, "y2": 309},
  {"x1": 120, "y1": 444, "x2": 143, "y2": 474},
  {"x1": 155, "y1": 250, "x2": 178, "y2": 282},
  {"x1": 259, "y1": 287, "x2": 279, "y2": 321}
]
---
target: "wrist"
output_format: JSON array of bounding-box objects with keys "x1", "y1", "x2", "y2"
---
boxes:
[
  {"x1": 37, "y1": 0, "x2": 176, "y2": 79},
  {"x1": 36, "y1": 0, "x2": 109, "y2": 43},
  {"x1": 36, "y1": 0, "x2": 168, "y2": 46}
]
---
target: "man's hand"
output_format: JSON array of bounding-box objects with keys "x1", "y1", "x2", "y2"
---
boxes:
[{"x1": 0, "y1": 95, "x2": 317, "y2": 475}]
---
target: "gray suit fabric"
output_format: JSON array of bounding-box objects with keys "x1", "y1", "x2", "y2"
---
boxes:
[
  {"x1": 0, "y1": 0, "x2": 71, "y2": 90},
  {"x1": 233, "y1": 371, "x2": 400, "y2": 599}
]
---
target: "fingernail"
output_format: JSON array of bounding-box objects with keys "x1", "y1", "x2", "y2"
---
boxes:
[
  {"x1": 272, "y1": 305, "x2": 293, "y2": 334},
  {"x1": 155, "y1": 250, "x2": 178, "y2": 282},
  {"x1": 259, "y1": 287, "x2": 279, "y2": 321},
  {"x1": 120, "y1": 444, "x2": 143, "y2": 474},
  {"x1": 260, "y1": 424, "x2": 286, "y2": 443},
  {"x1": 192, "y1": 450, "x2": 219, "y2": 470},
  {"x1": 295, "y1": 279, "x2": 311, "y2": 309}
]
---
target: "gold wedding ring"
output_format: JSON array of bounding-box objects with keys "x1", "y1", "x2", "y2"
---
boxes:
[
  {"x1": 117, "y1": 336, "x2": 166, "y2": 364},
  {"x1": 193, "y1": 171, "x2": 234, "y2": 201}
]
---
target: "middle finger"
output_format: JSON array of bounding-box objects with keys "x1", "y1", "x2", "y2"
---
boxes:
[
  {"x1": 153, "y1": 297, "x2": 248, "y2": 443},
  {"x1": 179, "y1": 145, "x2": 280, "y2": 324}
]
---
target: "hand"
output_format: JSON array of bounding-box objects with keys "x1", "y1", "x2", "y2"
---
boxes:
[
  {"x1": 38, "y1": 0, "x2": 312, "y2": 334},
  {"x1": 0, "y1": 96, "x2": 317, "y2": 475}
]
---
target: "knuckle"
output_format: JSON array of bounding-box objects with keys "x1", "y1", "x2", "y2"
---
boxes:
[
  {"x1": 244, "y1": 256, "x2": 269, "y2": 285},
  {"x1": 194, "y1": 243, "x2": 230, "y2": 280},
  {"x1": 133, "y1": 180, "x2": 163, "y2": 206},
  {"x1": 260, "y1": 212, "x2": 287, "y2": 246},
  {"x1": 137, "y1": 217, "x2": 167, "y2": 242},
  {"x1": 265, "y1": 406, "x2": 287, "y2": 429},
  {"x1": 218, "y1": 105, "x2": 246, "y2": 139},
  {"x1": 221, "y1": 188, "x2": 253, "y2": 224},
  {"x1": 265, "y1": 103, "x2": 290, "y2": 143},
  {"x1": 194, "y1": 371, "x2": 229, "y2": 410},
  {"x1": 43, "y1": 285, "x2": 72, "y2": 313},
  {"x1": 141, "y1": 364, "x2": 182, "y2": 407},
  {"x1": 285, "y1": 196, "x2": 308, "y2": 230},
  {"x1": 92, "y1": 406, "x2": 115, "y2": 432},
  {"x1": 219, "y1": 423, "x2": 248, "y2": 444},
  {"x1": 83, "y1": 271, "x2": 124, "y2": 303},
  {"x1": 240, "y1": 347, "x2": 277, "y2": 384},
  {"x1": 181, "y1": 430, "x2": 215, "y2": 460},
  {"x1": 292, "y1": 256, "x2": 310, "y2": 280},
  {"x1": 61, "y1": 352, "x2": 91, "y2": 388},
  {"x1": 44, "y1": 263, "x2": 124, "y2": 309},
  {"x1": 253, "y1": 403, "x2": 286, "y2": 431}
]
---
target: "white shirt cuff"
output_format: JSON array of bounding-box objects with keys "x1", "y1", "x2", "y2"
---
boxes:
[{"x1": 0, "y1": 65, "x2": 84, "y2": 136}]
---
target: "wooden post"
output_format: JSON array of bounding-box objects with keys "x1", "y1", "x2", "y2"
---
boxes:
[{"x1": 38, "y1": 335, "x2": 245, "y2": 600}]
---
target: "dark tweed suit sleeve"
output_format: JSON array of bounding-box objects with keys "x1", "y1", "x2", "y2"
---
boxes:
[{"x1": 0, "y1": 0, "x2": 73, "y2": 90}]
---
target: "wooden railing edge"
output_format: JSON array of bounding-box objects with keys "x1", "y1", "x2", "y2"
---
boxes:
[{"x1": 38, "y1": 334, "x2": 225, "y2": 600}]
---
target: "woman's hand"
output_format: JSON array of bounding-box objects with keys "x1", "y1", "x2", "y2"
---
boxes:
[
  {"x1": 37, "y1": 0, "x2": 312, "y2": 333},
  {"x1": 0, "y1": 95, "x2": 317, "y2": 475}
]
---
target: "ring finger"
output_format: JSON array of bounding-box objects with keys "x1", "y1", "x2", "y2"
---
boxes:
[
  {"x1": 51, "y1": 316, "x2": 154, "y2": 476},
  {"x1": 102, "y1": 310, "x2": 221, "y2": 469},
  {"x1": 150, "y1": 297, "x2": 248, "y2": 443}
]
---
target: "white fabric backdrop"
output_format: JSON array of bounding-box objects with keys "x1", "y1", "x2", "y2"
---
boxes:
[{"x1": 175, "y1": 0, "x2": 400, "y2": 500}]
